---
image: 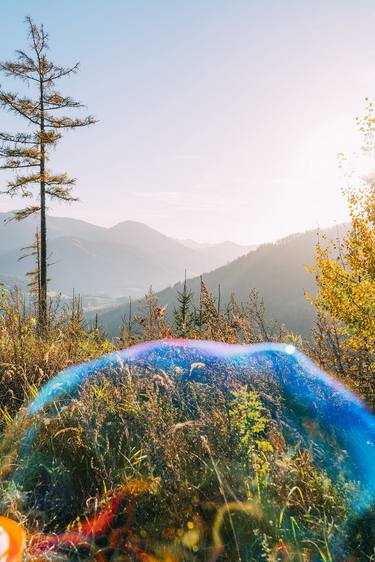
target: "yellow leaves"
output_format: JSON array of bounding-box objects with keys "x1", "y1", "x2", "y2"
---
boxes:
[
  {"x1": 120, "y1": 477, "x2": 160, "y2": 497},
  {"x1": 312, "y1": 169, "x2": 374, "y2": 344},
  {"x1": 314, "y1": 241, "x2": 374, "y2": 344},
  {"x1": 181, "y1": 524, "x2": 200, "y2": 549},
  {"x1": 0, "y1": 407, "x2": 13, "y2": 427},
  {"x1": 310, "y1": 125, "x2": 374, "y2": 402}
]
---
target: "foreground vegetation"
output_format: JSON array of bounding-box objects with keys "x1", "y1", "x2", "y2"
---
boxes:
[
  {"x1": 0, "y1": 273, "x2": 373, "y2": 560},
  {"x1": 0, "y1": 349, "x2": 360, "y2": 561}
]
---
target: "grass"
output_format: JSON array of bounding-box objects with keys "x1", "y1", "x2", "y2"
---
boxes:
[{"x1": 0, "y1": 288, "x2": 373, "y2": 560}]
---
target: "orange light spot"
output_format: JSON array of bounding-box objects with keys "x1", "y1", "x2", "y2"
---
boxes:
[{"x1": 0, "y1": 517, "x2": 25, "y2": 562}]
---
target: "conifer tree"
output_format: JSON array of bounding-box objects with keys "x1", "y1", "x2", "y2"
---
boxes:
[
  {"x1": 173, "y1": 272, "x2": 195, "y2": 337},
  {"x1": 0, "y1": 17, "x2": 96, "y2": 331}
]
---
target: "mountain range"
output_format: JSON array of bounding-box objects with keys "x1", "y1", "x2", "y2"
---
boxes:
[{"x1": 0, "y1": 212, "x2": 254, "y2": 299}]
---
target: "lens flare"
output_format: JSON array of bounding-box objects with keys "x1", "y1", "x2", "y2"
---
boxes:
[
  {"x1": 0, "y1": 517, "x2": 25, "y2": 562},
  {"x1": 1, "y1": 339, "x2": 374, "y2": 560}
]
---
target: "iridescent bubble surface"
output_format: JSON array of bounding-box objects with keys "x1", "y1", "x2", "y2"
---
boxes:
[{"x1": 1, "y1": 340, "x2": 374, "y2": 560}]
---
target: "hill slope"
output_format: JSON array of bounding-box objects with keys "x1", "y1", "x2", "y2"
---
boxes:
[{"x1": 97, "y1": 224, "x2": 349, "y2": 337}]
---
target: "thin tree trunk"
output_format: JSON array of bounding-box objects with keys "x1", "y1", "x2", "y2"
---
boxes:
[
  {"x1": 39, "y1": 74, "x2": 47, "y2": 331},
  {"x1": 36, "y1": 230, "x2": 41, "y2": 316}
]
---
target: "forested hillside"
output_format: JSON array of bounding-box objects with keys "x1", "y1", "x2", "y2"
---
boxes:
[{"x1": 98, "y1": 223, "x2": 349, "y2": 337}]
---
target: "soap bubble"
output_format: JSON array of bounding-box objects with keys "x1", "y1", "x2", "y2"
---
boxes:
[{"x1": 0, "y1": 340, "x2": 374, "y2": 560}]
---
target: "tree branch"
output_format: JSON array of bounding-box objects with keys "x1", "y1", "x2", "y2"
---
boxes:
[
  {"x1": 0, "y1": 91, "x2": 41, "y2": 125},
  {"x1": 44, "y1": 63, "x2": 80, "y2": 83},
  {"x1": 13, "y1": 205, "x2": 41, "y2": 221},
  {"x1": 0, "y1": 132, "x2": 36, "y2": 145},
  {"x1": 44, "y1": 115, "x2": 97, "y2": 129},
  {"x1": 0, "y1": 61, "x2": 38, "y2": 82}
]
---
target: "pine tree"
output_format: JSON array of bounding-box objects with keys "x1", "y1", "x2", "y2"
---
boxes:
[
  {"x1": 0, "y1": 17, "x2": 96, "y2": 331},
  {"x1": 173, "y1": 272, "x2": 195, "y2": 337}
]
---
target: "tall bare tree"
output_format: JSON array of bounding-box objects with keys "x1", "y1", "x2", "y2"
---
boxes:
[{"x1": 0, "y1": 17, "x2": 96, "y2": 331}]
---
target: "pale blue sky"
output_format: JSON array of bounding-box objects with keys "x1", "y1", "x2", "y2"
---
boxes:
[{"x1": 1, "y1": 1, "x2": 374, "y2": 243}]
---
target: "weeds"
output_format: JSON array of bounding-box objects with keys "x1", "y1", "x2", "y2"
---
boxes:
[{"x1": 0, "y1": 287, "x2": 371, "y2": 560}]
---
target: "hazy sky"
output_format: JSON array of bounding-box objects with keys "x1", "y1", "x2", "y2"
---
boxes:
[{"x1": 1, "y1": 0, "x2": 374, "y2": 244}]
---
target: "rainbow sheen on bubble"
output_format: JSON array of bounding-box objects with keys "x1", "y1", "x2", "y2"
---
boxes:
[{"x1": 1, "y1": 340, "x2": 374, "y2": 561}]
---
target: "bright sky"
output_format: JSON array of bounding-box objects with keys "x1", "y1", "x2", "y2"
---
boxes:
[{"x1": 0, "y1": 0, "x2": 374, "y2": 244}]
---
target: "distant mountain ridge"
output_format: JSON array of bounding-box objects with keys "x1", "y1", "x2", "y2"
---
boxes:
[
  {"x1": 180, "y1": 239, "x2": 257, "y2": 263},
  {"x1": 0, "y1": 213, "x2": 255, "y2": 298},
  {"x1": 97, "y1": 223, "x2": 349, "y2": 338}
]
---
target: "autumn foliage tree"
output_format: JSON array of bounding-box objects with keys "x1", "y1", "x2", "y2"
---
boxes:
[
  {"x1": 311, "y1": 102, "x2": 375, "y2": 404},
  {"x1": 0, "y1": 17, "x2": 96, "y2": 331}
]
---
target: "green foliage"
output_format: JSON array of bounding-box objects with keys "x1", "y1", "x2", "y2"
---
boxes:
[
  {"x1": 0, "y1": 353, "x2": 354, "y2": 560},
  {"x1": 173, "y1": 275, "x2": 196, "y2": 337},
  {"x1": 229, "y1": 387, "x2": 273, "y2": 492}
]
